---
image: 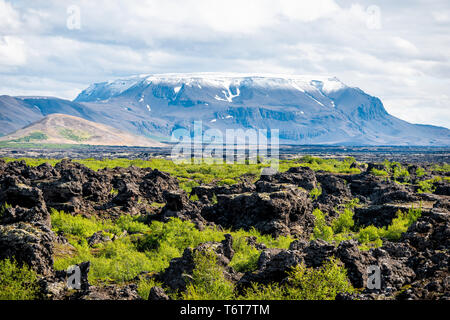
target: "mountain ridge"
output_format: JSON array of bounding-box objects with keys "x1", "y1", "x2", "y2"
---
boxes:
[
  {"x1": 0, "y1": 113, "x2": 165, "y2": 147},
  {"x1": 1, "y1": 73, "x2": 449, "y2": 146}
]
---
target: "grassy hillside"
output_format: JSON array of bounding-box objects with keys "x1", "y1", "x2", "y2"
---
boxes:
[{"x1": 0, "y1": 114, "x2": 164, "y2": 147}]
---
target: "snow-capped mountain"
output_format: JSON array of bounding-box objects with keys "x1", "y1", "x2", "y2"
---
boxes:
[
  {"x1": 73, "y1": 73, "x2": 449, "y2": 145},
  {"x1": 1, "y1": 73, "x2": 449, "y2": 145}
]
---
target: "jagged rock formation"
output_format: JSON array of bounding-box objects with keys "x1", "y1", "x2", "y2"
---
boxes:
[{"x1": 0, "y1": 158, "x2": 448, "y2": 300}]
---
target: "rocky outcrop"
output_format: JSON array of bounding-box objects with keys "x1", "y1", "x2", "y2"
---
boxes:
[
  {"x1": 157, "y1": 234, "x2": 239, "y2": 291},
  {"x1": 259, "y1": 166, "x2": 318, "y2": 190},
  {"x1": 202, "y1": 186, "x2": 314, "y2": 237},
  {"x1": 1, "y1": 159, "x2": 181, "y2": 218},
  {"x1": 148, "y1": 287, "x2": 170, "y2": 300},
  {"x1": 0, "y1": 222, "x2": 54, "y2": 276}
]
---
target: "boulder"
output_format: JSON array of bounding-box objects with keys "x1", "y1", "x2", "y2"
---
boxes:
[{"x1": 0, "y1": 222, "x2": 54, "y2": 276}]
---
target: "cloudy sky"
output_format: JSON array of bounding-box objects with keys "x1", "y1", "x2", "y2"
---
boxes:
[{"x1": 1, "y1": 0, "x2": 449, "y2": 128}]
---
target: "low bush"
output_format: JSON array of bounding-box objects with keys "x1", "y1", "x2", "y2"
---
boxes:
[
  {"x1": 182, "y1": 250, "x2": 235, "y2": 300},
  {"x1": 240, "y1": 258, "x2": 354, "y2": 300},
  {"x1": 0, "y1": 259, "x2": 39, "y2": 300}
]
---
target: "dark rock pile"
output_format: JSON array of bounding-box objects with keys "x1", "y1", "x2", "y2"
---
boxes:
[{"x1": 0, "y1": 158, "x2": 448, "y2": 300}]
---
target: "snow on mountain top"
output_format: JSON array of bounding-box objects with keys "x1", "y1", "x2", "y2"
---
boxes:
[{"x1": 78, "y1": 73, "x2": 349, "y2": 101}]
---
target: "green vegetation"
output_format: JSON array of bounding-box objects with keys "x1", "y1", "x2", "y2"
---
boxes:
[
  {"x1": 0, "y1": 202, "x2": 12, "y2": 218},
  {"x1": 0, "y1": 259, "x2": 39, "y2": 300},
  {"x1": 182, "y1": 251, "x2": 354, "y2": 300},
  {"x1": 309, "y1": 186, "x2": 322, "y2": 201},
  {"x1": 183, "y1": 250, "x2": 235, "y2": 300},
  {"x1": 2, "y1": 156, "x2": 436, "y2": 300},
  {"x1": 150, "y1": 202, "x2": 166, "y2": 209},
  {"x1": 415, "y1": 167, "x2": 426, "y2": 177},
  {"x1": 283, "y1": 156, "x2": 360, "y2": 174},
  {"x1": 0, "y1": 142, "x2": 89, "y2": 149},
  {"x1": 417, "y1": 177, "x2": 441, "y2": 193},
  {"x1": 370, "y1": 160, "x2": 411, "y2": 182},
  {"x1": 189, "y1": 194, "x2": 199, "y2": 202},
  {"x1": 136, "y1": 277, "x2": 163, "y2": 300},
  {"x1": 311, "y1": 201, "x2": 422, "y2": 249},
  {"x1": 110, "y1": 188, "x2": 119, "y2": 196},
  {"x1": 392, "y1": 164, "x2": 410, "y2": 182},
  {"x1": 10, "y1": 131, "x2": 48, "y2": 143},
  {"x1": 432, "y1": 163, "x2": 450, "y2": 173},
  {"x1": 370, "y1": 168, "x2": 388, "y2": 177},
  {"x1": 240, "y1": 258, "x2": 354, "y2": 300},
  {"x1": 51, "y1": 210, "x2": 292, "y2": 295},
  {"x1": 58, "y1": 128, "x2": 92, "y2": 142}
]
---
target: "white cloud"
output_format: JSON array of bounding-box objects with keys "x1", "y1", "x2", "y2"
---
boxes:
[
  {"x1": 0, "y1": 0, "x2": 448, "y2": 128},
  {"x1": 0, "y1": 36, "x2": 27, "y2": 68},
  {"x1": 0, "y1": 0, "x2": 20, "y2": 32}
]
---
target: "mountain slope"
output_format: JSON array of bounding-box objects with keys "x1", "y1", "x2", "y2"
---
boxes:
[
  {"x1": 1, "y1": 73, "x2": 449, "y2": 146},
  {"x1": 0, "y1": 95, "x2": 97, "y2": 135},
  {"x1": 74, "y1": 73, "x2": 450, "y2": 145},
  {"x1": 0, "y1": 114, "x2": 165, "y2": 147}
]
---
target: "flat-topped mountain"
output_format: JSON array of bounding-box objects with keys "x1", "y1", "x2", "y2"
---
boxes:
[
  {"x1": 0, "y1": 113, "x2": 164, "y2": 147},
  {"x1": 1, "y1": 73, "x2": 449, "y2": 145}
]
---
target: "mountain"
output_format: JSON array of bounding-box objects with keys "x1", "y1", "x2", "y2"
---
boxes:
[
  {"x1": 0, "y1": 95, "x2": 96, "y2": 135},
  {"x1": 1, "y1": 73, "x2": 449, "y2": 145},
  {"x1": 0, "y1": 114, "x2": 164, "y2": 147}
]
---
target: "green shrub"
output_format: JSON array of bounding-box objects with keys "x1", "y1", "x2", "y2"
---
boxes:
[
  {"x1": 238, "y1": 283, "x2": 285, "y2": 300},
  {"x1": 114, "y1": 215, "x2": 150, "y2": 234},
  {"x1": 309, "y1": 187, "x2": 322, "y2": 201},
  {"x1": 415, "y1": 167, "x2": 426, "y2": 177},
  {"x1": 137, "y1": 277, "x2": 163, "y2": 300},
  {"x1": 311, "y1": 209, "x2": 334, "y2": 242},
  {"x1": 239, "y1": 258, "x2": 354, "y2": 300},
  {"x1": 380, "y1": 207, "x2": 422, "y2": 241},
  {"x1": 0, "y1": 202, "x2": 12, "y2": 218},
  {"x1": 218, "y1": 178, "x2": 238, "y2": 186},
  {"x1": 392, "y1": 165, "x2": 410, "y2": 182},
  {"x1": 229, "y1": 236, "x2": 260, "y2": 273},
  {"x1": 50, "y1": 209, "x2": 118, "y2": 238},
  {"x1": 189, "y1": 194, "x2": 199, "y2": 202},
  {"x1": 371, "y1": 168, "x2": 388, "y2": 177},
  {"x1": 285, "y1": 258, "x2": 354, "y2": 300},
  {"x1": 357, "y1": 225, "x2": 381, "y2": 244},
  {"x1": 331, "y1": 208, "x2": 355, "y2": 234},
  {"x1": 182, "y1": 250, "x2": 235, "y2": 300},
  {"x1": 0, "y1": 259, "x2": 39, "y2": 300}
]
